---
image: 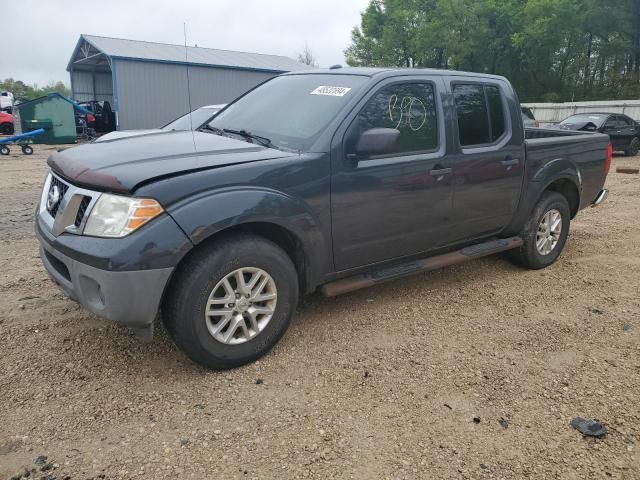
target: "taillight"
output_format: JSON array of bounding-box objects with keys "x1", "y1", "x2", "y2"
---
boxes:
[{"x1": 604, "y1": 143, "x2": 613, "y2": 176}]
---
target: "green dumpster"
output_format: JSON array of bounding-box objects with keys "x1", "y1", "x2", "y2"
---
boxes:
[{"x1": 14, "y1": 93, "x2": 76, "y2": 144}]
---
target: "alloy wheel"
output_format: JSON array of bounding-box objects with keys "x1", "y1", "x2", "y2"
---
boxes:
[
  {"x1": 204, "y1": 267, "x2": 277, "y2": 345},
  {"x1": 536, "y1": 209, "x2": 562, "y2": 256}
]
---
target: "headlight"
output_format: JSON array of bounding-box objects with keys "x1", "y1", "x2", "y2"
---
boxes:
[{"x1": 84, "y1": 194, "x2": 164, "y2": 238}]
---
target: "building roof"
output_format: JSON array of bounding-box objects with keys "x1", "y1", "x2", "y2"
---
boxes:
[{"x1": 68, "y1": 34, "x2": 313, "y2": 74}]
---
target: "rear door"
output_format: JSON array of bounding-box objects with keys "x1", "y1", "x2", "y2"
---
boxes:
[
  {"x1": 447, "y1": 80, "x2": 524, "y2": 242},
  {"x1": 330, "y1": 77, "x2": 453, "y2": 271}
]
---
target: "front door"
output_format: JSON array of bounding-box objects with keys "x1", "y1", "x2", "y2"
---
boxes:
[
  {"x1": 331, "y1": 79, "x2": 454, "y2": 271},
  {"x1": 602, "y1": 116, "x2": 624, "y2": 150},
  {"x1": 447, "y1": 81, "x2": 524, "y2": 241}
]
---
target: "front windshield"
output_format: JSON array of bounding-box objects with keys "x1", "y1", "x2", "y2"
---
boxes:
[
  {"x1": 207, "y1": 74, "x2": 368, "y2": 151},
  {"x1": 560, "y1": 114, "x2": 606, "y2": 127},
  {"x1": 163, "y1": 107, "x2": 221, "y2": 131}
]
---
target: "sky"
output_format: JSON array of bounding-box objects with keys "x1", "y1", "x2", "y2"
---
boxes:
[{"x1": 2, "y1": 0, "x2": 371, "y2": 87}]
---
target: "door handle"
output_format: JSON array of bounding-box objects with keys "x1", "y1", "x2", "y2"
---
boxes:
[
  {"x1": 430, "y1": 167, "x2": 452, "y2": 176},
  {"x1": 501, "y1": 158, "x2": 519, "y2": 167}
]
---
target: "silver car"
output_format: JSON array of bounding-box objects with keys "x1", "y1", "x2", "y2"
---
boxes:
[{"x1": 95, "y1": 104, "x2": 226, "y2": 142}]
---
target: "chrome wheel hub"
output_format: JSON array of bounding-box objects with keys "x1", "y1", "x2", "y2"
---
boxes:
[
  {"x1": 235, "y1": 297, "x2": 250, "y2": 312},
  {"x1": 536, "y1": 209, "x2": 562, "y2": 256},
  {"x1": 205, "y1": 267, "x2": 277, "y2": 345}
]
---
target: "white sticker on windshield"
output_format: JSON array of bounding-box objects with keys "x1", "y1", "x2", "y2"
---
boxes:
[{"x1": 311, "y1": 86, "x2": 352, "y2": 97}]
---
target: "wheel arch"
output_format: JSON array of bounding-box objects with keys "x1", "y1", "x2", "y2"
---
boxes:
[
  {"x1": 197, "y1": 222, "x2": 309, "y2": 293},
  {"x1": 529, "y1": 156, "x2": 582, "y2": 219},
  {"x1": 159, "y1": 221, "x2": 312, "y2": 328},
  {"x1": 544, "y1": 177, "x2": 580, "y2": 219},
  {"x1": 503, "y1": 169, "x2": 581, "y2": 236},
  {"x1": 166, "y1": 188, "x2": 331, "y2": 295}
]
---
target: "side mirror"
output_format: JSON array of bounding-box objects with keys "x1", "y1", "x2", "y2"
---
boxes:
[
  {"x1": 355, "y1": 128, "x2": 400, "y2": 157},
  {"x1": 584, "y1": 123, "x2": 598, "y2": 132}
]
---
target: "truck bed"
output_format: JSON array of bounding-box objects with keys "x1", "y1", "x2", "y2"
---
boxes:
[{"x1": 524, "y1": 128, "x2": 610, "y2": 210}]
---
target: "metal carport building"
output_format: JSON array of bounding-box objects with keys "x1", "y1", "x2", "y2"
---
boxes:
[{"x1": 67, "y1": 34, "x2": 312, "y2": 130}]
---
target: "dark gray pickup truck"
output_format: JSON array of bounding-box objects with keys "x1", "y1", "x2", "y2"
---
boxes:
[{"x1": 36, "y1": 68, "x2": 611, "y2": 369}]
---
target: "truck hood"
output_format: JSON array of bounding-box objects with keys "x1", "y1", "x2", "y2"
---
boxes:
[{"x1": 48, "y1": 130, "x2": 296, "y2": 193}]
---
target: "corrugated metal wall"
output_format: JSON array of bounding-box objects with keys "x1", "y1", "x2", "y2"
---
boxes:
[
  {"x1": 523, "y1": 100, "x2": 640, "y2": 124},
  {"x1": 113, "y1": 59, "x2": 276, "y2": 129},
  {"x1": 70, "y1": 70, "x2": 113, "y2": 103},
  {"x1": 94, "y1": 73, "x2": 114, "y2": 102}
]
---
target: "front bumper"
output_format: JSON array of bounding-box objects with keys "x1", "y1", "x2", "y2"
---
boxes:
[
  {"x1": 39, "y1": 235, "x2": 172, "y2": 328},
  {"x1": 35, "y1": 213, "x2": 190, "y2": 328}
]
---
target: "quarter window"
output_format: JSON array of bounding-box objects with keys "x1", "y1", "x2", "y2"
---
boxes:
[
  {"x1": 350, "y1": 83, "x2": 438, "y2": 155},
  {"x1": 453, "y1": 84, "x2": 507, "y2": 146}
]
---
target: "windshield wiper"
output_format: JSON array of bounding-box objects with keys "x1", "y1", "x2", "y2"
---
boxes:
[
  {"x1": 222, "y1": 128, "x2": 273, "y2": 148},
  {"x1": 200, "y1": 125, "x2": 277, "y2": 149},
  {"x1": 200, "y1": 124, "x2": 227, "y2": 136}
]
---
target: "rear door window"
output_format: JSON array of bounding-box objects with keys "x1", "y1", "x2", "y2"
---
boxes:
[
  {"x1": 453, "y1": 83, "x2": 507, "y2": 147},
  {"x1": 453, "y1": 85, "x2": 490, "y2": 146}
]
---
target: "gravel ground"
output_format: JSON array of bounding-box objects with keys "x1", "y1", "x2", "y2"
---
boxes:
[{"x1": 0, "y1": 145, "x2": 639, "y2": 480}]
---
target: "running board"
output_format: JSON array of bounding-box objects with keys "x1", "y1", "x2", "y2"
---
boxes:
[{"x1": 321, "y1": 237, "x2": 523, "y2": 297}]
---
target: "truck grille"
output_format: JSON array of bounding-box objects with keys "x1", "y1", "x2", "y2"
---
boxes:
[
  {"x1": 40, "y1": 172, "x2": 98, "y2": 236},
  {"x1": 74, "y1": 196, "x2": 92, "y2": 227},
  {"x1": 46, "y1": 176, "x2": 70, "y2": 217}
]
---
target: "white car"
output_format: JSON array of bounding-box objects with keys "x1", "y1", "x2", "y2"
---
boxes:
[
  {"x1": 95, "y1": 104, "x2": 226, "y2": 142},
  {"x1": 1, "y1": 91, "x2": 14, "y2": 112}
]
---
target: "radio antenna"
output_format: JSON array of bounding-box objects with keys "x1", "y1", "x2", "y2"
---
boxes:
[{"x1": 183, "y1": 22, "x2": 195, "y2": 144}]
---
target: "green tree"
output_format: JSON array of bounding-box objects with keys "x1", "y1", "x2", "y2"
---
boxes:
[
  {"x1": 0, "y1": 78, "x2": 70, "y2": 102},
  {"x1": 346, "y1": 0, "x2": 640, "y2": 101}
]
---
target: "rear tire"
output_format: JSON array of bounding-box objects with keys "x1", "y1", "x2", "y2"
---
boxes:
[
  {"x1": 21, "y1": 145, "x2": 33, "y2": 155},
  {"x1": 163, "y1": 233, "x2": 299, "y2": 369},
  {"x1": 625, "y1": 137, "x2": 640, "y2": 156},
  {"x1": 510, "y1": 192, "x2": 570, "y2": 269}
]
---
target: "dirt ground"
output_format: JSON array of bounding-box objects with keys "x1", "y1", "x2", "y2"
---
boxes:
[{"x1": 0, "y1": 145, "x2": 638, "y2": 480}]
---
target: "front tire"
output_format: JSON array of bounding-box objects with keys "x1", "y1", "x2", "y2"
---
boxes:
[
  {"x1": 510, "y1": 192, "x2": 571, "y2": 269},
  {"x1": 163, "y1": 233, "x2": 299, "y2": 369},
  {"x1": 625, "y1": 137, "x2": 640, "y2": 156}
]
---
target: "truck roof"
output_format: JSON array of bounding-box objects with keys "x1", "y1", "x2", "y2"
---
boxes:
[{"x1": 283, "y1": 67, "x2": 509, "y2": 82}]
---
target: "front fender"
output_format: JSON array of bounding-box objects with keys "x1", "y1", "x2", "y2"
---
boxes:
[{"x1": 167, "y1": 187, "x2": 329, "y2": 289}]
